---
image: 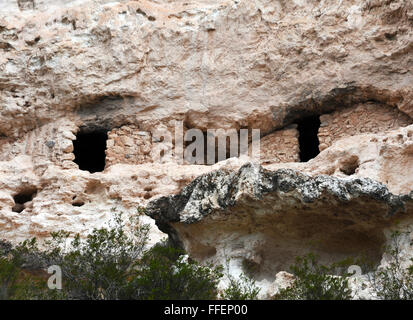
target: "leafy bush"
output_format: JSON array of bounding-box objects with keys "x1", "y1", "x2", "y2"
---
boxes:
[
  {"x1": 0, "y1": 255, "x2": 20, "y2": 299},
  {"x1": 132, "y1": 244, "x2": 223, "y2": 299},
  {"x1": 0, "y1": 212, "x2": 261, "y2": 300},
  {"x1": 36, "y1": 214, "x2": 150, "y2": 300},
  {"x1": 0, "y1": 239, "x2": 52, "y2": 300},
  {"x1": 275, "y1": 253, "x2": 352, "y2": 300},
  {"x1": 219, "y1": 258, "x2": 260, "y2": 300},
  {"x1": 220, "y1": 273, "x2": 260, "y2": 300}
]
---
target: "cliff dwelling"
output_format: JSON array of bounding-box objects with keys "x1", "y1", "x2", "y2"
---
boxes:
[
  {"x1": 1, "y1": 0, "x2": 413, "y2": 301},
  {"x1": 74, "y1": 101, "x2": 412, "y2": 169}
]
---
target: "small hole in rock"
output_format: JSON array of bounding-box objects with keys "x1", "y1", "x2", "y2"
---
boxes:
[
  {"x1": 340, "y1": 156, "x2": 359, "y2": 176},
  {"x1": 72, "y1": 201, "x2": 85, "y2": 207},
  {"x1": 136, "y1": 8, "x2": 147, "y2": 16},
  {"x1": 12, "y1": 188, "x2": 37, "y2": 213},
  {"x1": 384, "y1": 33, "x2": 397, "y2": 41}
]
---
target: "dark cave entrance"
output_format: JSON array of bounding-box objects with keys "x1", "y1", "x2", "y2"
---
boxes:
[
  {"x1": 12, "y1": 188, "x2": 37, "y2": 213},
  {"x1": 73, "y1": 129, "x2": 108, "y2": 173},
  {"x1": 297, "y1": 115, "x2": 321, "y2": 162}
]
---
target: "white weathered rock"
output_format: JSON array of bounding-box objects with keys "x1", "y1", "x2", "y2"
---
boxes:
[
  {"x1": 146, "y1": 161, "x2": 413, "y2": 298},
  {"x1": 0, "y1": 0, "x2": 412, "y2": 299}
]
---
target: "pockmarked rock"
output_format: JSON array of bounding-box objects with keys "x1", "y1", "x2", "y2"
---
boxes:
[{"x1": 0, "y1": 0, "x2": 413, "y2": 299}]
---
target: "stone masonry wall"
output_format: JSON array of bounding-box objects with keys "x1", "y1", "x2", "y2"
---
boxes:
[
  {"x1": 318, "y1": 103, "x2": 412, "y2": 152},
  {"x1": 258, "y1": 125, "x2": 299, "y2": 165},
  {"x1": 0, "y1": 119, "x2": 78, "y2": 171},
  {"x1": 106, "y1": 125, "x2": 153, "y2": 167}
]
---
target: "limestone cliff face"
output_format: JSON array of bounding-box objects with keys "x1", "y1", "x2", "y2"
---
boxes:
[
  {"x1": 146, "y1": 161, "x2": 413, "y2": 297},
  {"x1": 0, "y1": 0, "x2": 413, "y2": 298}
]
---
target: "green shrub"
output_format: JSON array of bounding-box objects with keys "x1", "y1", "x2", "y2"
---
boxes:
[
  {"x1": 275, "y1": 253, "x2": 352, "y2": 300},
  {"x1": 220, "y1": 273, "x2": 260, "y2": 300},
  {"x1": 218, "y1": 258, "x2": 260, "y2": 300},
  {"x1": 132, "y1": 244, "x2": 223, "y2": 300},
  {"x1": 38, "y1": 214, "x2": 150, "y2": 299},
  {"x1": 0, "y1": 213, "x2": 224, "y2": 300},
  {"x1": 0, "y1": 256, "x2": 20, "y2": 299},
  {"x1": 0, "y1": 239, "x2": 52, "y2": 300}
]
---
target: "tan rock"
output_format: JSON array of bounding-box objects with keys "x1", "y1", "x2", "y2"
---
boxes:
[{"x1": 0, "y1": 0, "x2": 413, "y2": 299}]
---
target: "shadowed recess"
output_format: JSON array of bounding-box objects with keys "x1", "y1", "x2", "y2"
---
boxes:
[
  {"x1": 73, "y1": 129, "x2": 108, "y2": 173},
  {"x1": 12, "y1": 187, "x2": 37, "y2": 213},
  {"x1": 297, "y1": 115, "x2": 321, "y2": 162}
]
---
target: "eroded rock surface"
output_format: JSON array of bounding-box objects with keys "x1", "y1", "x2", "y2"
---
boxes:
[
  {"x1": 147, "y1": 162, "x2": 413, "y2": 297},
  {"x1": 147, "y1": 163, "x2": 412, "y2": 262},
  {"x1": 0, "y1": 0, "x2": 412, "y2": 298}
]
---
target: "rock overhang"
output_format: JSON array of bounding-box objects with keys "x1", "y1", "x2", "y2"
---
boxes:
[
  {"x1": 0, "y1": 0, "x2": 413, "y2": 297},
  {"x1": 147, "y1": 163, "x2": 413, "y2": 273}
]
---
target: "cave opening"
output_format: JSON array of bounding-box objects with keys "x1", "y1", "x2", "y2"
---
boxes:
[
  {"x1": 73, "y1": 129, "x2": 108, "y2": 173},
  {"x1": 12, "y1": 188, "x2": 37, "y2": 213},
  {"x1": 297, "y1": 115, "x2": 321, "y2": 162}
]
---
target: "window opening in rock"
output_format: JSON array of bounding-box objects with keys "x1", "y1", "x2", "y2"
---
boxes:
[
  {"x1": 297, "y1": 115, "x2": 321, "y2": 162},
  {"x1": 73, "y1": 129, "x2": 108, "y2": 173}
]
